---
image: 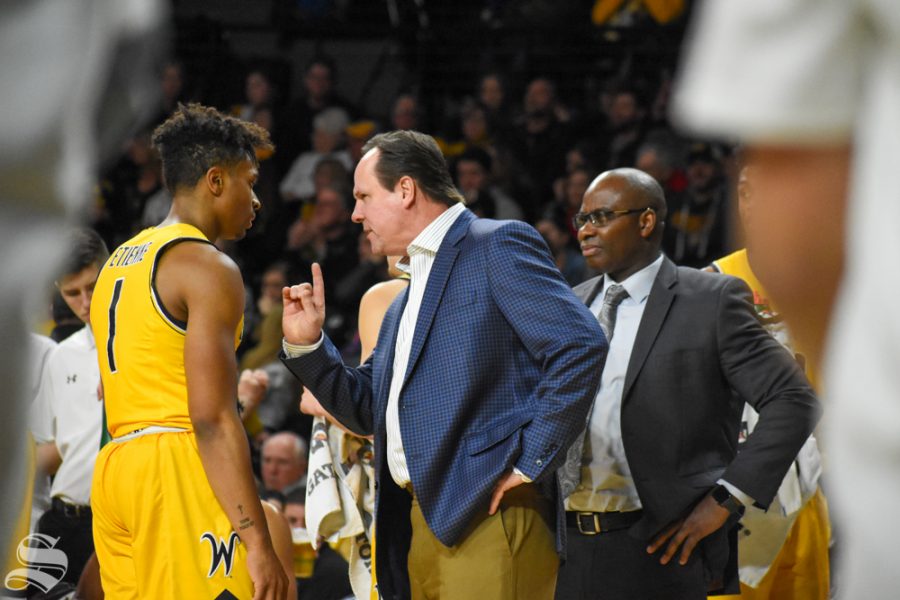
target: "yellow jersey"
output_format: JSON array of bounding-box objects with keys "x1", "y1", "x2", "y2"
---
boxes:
[
  {"x1": 91, "y1": 223, "x2": 243, "y2": 438},
  {"x1": 713, "y1": 248, "x2": 817, "y2": 388}
]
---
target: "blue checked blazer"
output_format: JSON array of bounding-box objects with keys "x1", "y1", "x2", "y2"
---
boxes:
[{"x1": 282, "y1": 209, "x2": 606, "y2": 600}]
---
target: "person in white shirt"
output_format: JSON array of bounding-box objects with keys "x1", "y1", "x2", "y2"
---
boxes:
[
  {"x1": 672, "y1": 1, "x2": 900, "y2": 595},
  {"x1": 33, "y1": 228, "x2": 109, "y2": 588}
]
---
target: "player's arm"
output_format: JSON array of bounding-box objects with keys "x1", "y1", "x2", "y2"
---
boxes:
[
  {"x1": 166, "y1": 244, "x2": 287, "y2": 600},
  {"x1": 262, "y1": 502, "x2": 297, "y2": 600},
  {"x1": 744, "y1": 145, "x2": 850, "y2": 370},
  {"x1": 358, "y1": 278, "x2": 408, "y2": 362},
  {"x1": 36, "y1": 443, "x2": 62, "y2": 475}
]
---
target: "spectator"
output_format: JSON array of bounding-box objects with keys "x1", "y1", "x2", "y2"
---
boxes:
[
  {"x1": 151, "y1": 59, "x2": 189, "y2": 125},
  {"x1": 535, "y1": 216, "x2": 589, "y2": 286},
  {"x1": 311, "y1": 157, "x2": 352, "y2": 195},
  {"x1": 663, "y1": 142, "x2": 730, "y2": 267},
  {"x1": 345, "y1": 119, "x2": 379, "y2": 166},
  {"x1": 284, "y1": 488, "x2": 307, "y2": 530},
  {"x1": 454, "y1": 147, "x2": 523, "y2": 220},
  {"x1": 280, "y1": 107, "x2": 353, "y2": 203},
  {"x1": 233, "y1": 67, "x2": 279, "y2": 125},
  {"x1": 509, "y1": 76, "x2": 573, "y2": 220},
  {"x1": 262, "y1": 431, "x2": 309, "y2": 495},
  {"x1": 634, "y1": 132, "x2": 688, "y2": 199},
  {"x1": 278, "y1": 55, "x2": 356, "y2": 174},
  {"x1": 96, "y1": 129, "x2": 167, "y2": 246},
  {"x1": 241, "y1": 261, "x2": 290, "y2": 371},
  {"x1": 285, "y1": 488, "x2": 354, "y2": 600},
  {"x1": 595, "y1": 86, "x2": 649, "y2": 170},
  {"x1": 389, "y1": 92, "x2": 423, "y2": 132},
  {"x1": 477, "y1": 71, "x2": 515, "y2": 137},
  {"x1": 286, "y1": 183, "x2": 361, "y2": 347}
]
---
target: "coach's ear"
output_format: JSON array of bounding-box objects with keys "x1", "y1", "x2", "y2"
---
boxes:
[
  {"x1": 205, "y1": 166, "x2": 225, "y2": 196},
  {"x1": 397, "y1": 175, "x2": 416, "y2": 208}
]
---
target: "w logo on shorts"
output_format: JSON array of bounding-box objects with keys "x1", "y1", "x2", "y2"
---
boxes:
[
  {"x1": 201, "y1": 532, "x2": 240, "y2": 578},
  {"x1": 3, "y1": 533, "x2": 68, "y2": 593}
]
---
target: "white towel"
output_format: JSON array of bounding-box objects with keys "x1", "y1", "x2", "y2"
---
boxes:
[{"x1": 305, "y1": 417, "x2": 377, "y2": 599}]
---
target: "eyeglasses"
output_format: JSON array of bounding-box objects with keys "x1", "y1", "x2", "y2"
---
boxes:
[{"x1": 572, "y1": 207, "x2": 652, "y2": 230}]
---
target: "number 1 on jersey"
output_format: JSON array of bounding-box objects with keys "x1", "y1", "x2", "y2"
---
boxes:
[{"x1": 107, "y1": 278, "x2": 124, "y2": 373}]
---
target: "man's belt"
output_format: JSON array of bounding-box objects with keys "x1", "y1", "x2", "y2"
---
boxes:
[
  {"x1": 565, "y1": 510, "x2": 642, "y2": 535},
  {"x1": 51, "y1": 497, "x2": 92, "y2": 519}
]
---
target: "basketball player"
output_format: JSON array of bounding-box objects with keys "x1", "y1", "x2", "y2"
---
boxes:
[{"x1": 90, "y1": 104, "x2": 290, "y2": 599}]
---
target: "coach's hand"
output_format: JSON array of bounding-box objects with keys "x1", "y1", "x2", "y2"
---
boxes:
[
  {"x1": 646, "y1": 494, "x2": 730, "y2": 566},
  {"x1": 489, "y1": 470, "x2": 527, "y2": 515},
  {"x1": 247, "y1": 544, "x2": 289, "y2": 600},
  {"x1": 282, "y1": 262, "x2": 326, "y2": 346}
]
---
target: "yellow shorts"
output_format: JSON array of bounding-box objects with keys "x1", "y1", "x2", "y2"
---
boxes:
[{"x1": 92, "y1": 430, "x2": 254, "y2": 599}]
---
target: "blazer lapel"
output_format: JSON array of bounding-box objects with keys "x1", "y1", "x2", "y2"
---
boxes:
[
  {"x1": 402, "y1": 210, "x2": 472, "y2": 386},
  {"x1": 622, "y1": 257, "x2": 678, "y2": 400},
  {"x1": 576, "y1": 275, "x2": 604, "y2": 307}
]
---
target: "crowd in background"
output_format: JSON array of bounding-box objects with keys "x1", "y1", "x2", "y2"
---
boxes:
[{"x1": 87, "y1": 22, "x2": 737, "y2": 382}]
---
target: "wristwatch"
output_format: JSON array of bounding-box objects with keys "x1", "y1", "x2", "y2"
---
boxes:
[{"x1": 711, "y1": 484, "x2": 745, "y2": 516}]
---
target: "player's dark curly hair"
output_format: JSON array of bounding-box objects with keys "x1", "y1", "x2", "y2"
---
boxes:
[{"x1": 151, "y1": 103, "x2": 274, "y2": 194}]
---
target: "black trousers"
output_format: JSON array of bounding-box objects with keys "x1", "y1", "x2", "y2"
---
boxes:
[
  {"x1": 555, "y1": 525, "x2": 707, "y2": 600},
  {"x1": 35, "y1": 504, "x2": 94, "y2": 588}
]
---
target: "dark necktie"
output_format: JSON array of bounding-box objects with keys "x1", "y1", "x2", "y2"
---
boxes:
[
  {"x1": 597, "y1": 284, "x2": 629, "y2": 343},
  {"x1": 558, "y1": 283, "x2": 630, "y2": 499}
]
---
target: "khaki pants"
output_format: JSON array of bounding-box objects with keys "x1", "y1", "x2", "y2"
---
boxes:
[{"x1": 408, "y1": 484, "x2": 558, "y2": 600}]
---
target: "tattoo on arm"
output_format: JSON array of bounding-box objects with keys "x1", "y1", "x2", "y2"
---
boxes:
[
  {"x1": 238, "y1": 504, "x2": 244, "y2": 515},
  {"x1": 239, "y1": 517, "x2": 255, "y2": 531}
]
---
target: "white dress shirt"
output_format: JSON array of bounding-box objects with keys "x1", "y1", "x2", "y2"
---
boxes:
[
  {"x1": 385, "y1": 202, "x2": 467, "y2": 487},
  {"x1": 566, "y1": 255, "x2": 662, "y2": 513},
  {"x1": 33, "y1": 326, "x2": 103, "y2": 506}
]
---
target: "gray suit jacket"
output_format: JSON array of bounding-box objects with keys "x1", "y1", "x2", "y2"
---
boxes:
[{"x1": 573, "y1": 256, "x2": 820, "y2": 591}]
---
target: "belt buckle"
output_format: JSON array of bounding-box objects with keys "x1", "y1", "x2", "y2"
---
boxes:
[
  {"x1": 576, "y1": 512, "x2": 601, "y2": 535},
  {"x1": 63, "y1": 503, "x2": 86, "y2": 518}
]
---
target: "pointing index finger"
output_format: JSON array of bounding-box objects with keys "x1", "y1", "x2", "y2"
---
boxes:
[{"x1": 311, "y1": 263, "x2": 326, "y2": 308}]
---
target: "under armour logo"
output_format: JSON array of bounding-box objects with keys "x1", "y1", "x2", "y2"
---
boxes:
[
  {"x1": 66, "y1": 374, "x2": 77, "y2": 384},
  {"x1": 4, "y1": 533, "x2": 68, "y2": 593},
  {"x1": 201, "y1": 532, "x2": 240, "y2": 578}
]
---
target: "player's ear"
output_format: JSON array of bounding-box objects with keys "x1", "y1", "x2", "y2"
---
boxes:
[{"x1": 205, "y1": 166, "x2": 225, "y2": 196}]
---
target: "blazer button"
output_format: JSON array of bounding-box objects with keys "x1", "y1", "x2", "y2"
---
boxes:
[{"x1": 535, "y1": 459, "x2": 543, "y2": 466}]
